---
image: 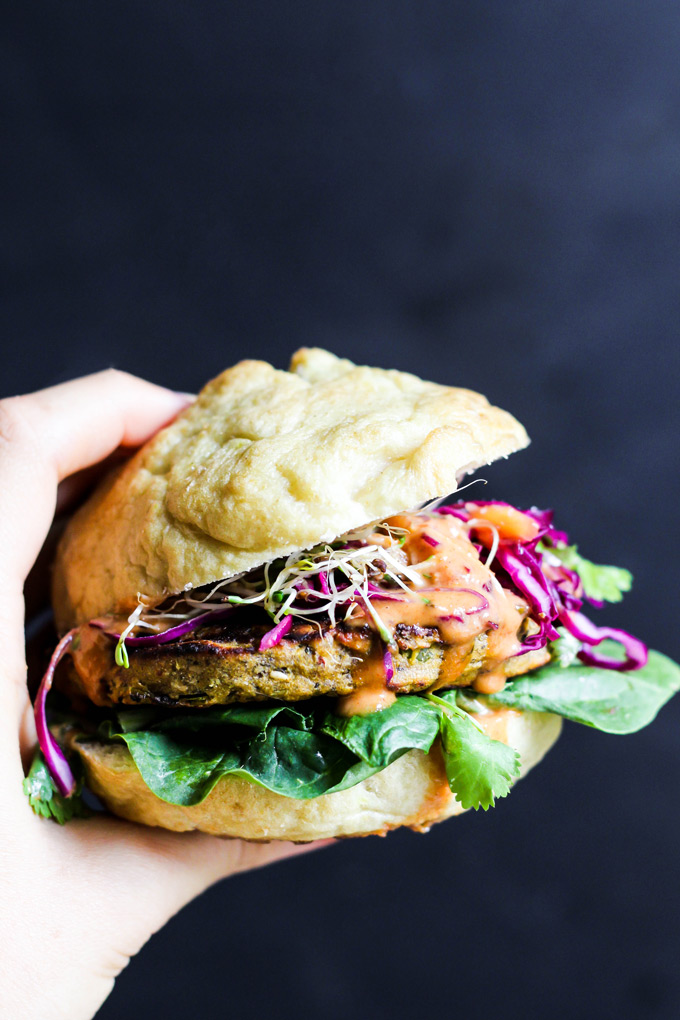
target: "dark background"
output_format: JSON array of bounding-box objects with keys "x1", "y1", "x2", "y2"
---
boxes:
[{"x1": 3, "y1": 2, "x2": 680, "y2": 1018}]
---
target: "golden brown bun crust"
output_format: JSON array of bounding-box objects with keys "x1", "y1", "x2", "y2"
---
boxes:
[
  {"x1": 53, "y1": 349, "x2": 529, "y2": 629},
  {"x1": 67, "y1": 708, "x2": 561, "y2": 841}
]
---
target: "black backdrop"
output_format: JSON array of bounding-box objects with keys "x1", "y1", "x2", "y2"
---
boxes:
[{"x1": 3, "y1": 3, "x2": 680, "y2": 1018}]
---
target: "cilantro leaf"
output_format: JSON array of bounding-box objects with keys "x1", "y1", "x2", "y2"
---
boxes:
[
  {"x1": 23, "y1": 749, "x2": 90, "y2": 825},
  {"x1": 321, "y1": 696, "x2": 440, "y2": 766},
  {"x1": 544, "y1": 542, "x2": 632, "y2": 603},
  {"x1": 433, "y1": 697, "x2": 520, "y2": 810},
  {"x1": 548, "y1": 627, "x2": 582, "y2": 667}
]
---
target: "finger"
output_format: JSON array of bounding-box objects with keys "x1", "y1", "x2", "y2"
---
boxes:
[
  {"x1": 64, "y1": 818, "x2": 334, "y2": 964},
  {"x1": 24, "y1": 448, "x2": 138, "y2": 621},
  {"x1": 0, "y1": 372, "x2": 190, "y2": 732},
  {"x1": 55, "y1": 445, "x2": 135, "y2": 515},
  {"x1": 24, "y1": 445, "x2": 152, "y2": 633},
  {"x1": 23, "y1": 520, "x2": 67, "y2": 621},
  {"x1": 139, "y1": 827, "x2": 332, "y2": 913},
  {"x1": 133, "y1": 832, "x2": 334, "y2": 952},
  {"x1": 0, "y1": 369, "x2": 191, "y2": 591}
]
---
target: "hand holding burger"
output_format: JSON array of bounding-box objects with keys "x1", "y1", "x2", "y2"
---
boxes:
[
  {"x1": 8, "y1": 352, "x2": 679, "y2": 1020},
  {"x1": 29, "y1": 350, "x2": 680, "y2": 841},
  {"x1": 0, "y1": 370, "x2": 329, "y2": 1020}
]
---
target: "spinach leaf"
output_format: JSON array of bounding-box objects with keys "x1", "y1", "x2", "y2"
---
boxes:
[
  {"x1": 112, "y1": 694, "x2": 495, "y2": 809},
  {"x1": 483, "y1": 644, "x2": 680, "y2": 734},
  {"x1": 321, "y1": 696, "x2": 441, "y2": 766},
  {"x1": 115, "y1": 731, "x2": 241, "y2": 805},
  {"x1": 239, "y1": 726, "x2": 375, "y2": 798},
  {"x1": 88, "y1": 642, "x2": 680, "y2": 814},
  {"x1": 116, "y1": 724, "x2": 373, "y2": 805},
  {"x1": 117, "y1": 702, "x2": 314, "y2": 735}
]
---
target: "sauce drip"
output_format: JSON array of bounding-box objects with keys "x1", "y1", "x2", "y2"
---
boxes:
[
  {"x1": 69, "y1": 512, "x2": 532, "y2": 716},
  {"x1": 336, "y1": 644, "x2": 397, "y2": 716},
  {"x1": 340, "y1": 512, "x2": 527, "y2": 713}
]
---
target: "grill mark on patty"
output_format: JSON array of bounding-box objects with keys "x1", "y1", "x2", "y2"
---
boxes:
[
  {"x1": 126, "y1": 620, "x2": 440, "y2": 661},
  {"x1": 61, "y1": 613, "x2": 549, "y2": 710}
]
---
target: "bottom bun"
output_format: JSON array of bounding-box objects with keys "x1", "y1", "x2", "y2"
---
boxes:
[{"x1": 69, "y1": 708, "x2": 562, "y2": 841}]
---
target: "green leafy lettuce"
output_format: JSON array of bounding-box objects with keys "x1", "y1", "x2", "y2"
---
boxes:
[
  {"x1": 26, "y1": 643, "x2": 680, "y2": 822},
  {"x1": 95, "y1": 694, "x2": 521, "y2": 812},
  {"x1": 102, "y1": 644, "x2": 679, "y2": 811}
]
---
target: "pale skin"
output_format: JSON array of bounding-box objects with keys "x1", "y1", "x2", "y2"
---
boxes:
[{"x1": 0, "y1": 370, "x2": 329, "y2": 1020}]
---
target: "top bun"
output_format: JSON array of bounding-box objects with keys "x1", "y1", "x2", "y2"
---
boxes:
[{"x1": 53, "y1": 349, "x2": 529, "y2": 629}]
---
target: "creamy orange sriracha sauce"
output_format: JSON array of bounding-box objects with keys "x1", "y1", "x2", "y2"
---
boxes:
[
  {"x1": 71, "y1": 509, "x2": 536, "y2": 718},
  {"x1": 336, "y1": 511, "x2": 530, "y2": 716}
]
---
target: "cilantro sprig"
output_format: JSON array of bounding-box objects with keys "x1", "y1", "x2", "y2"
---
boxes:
[
  {"x1": 427, "y1": 693, "x2": 520, "y2": 810},
  {"x1": 23, "y1": 750, "x2": 90, "y2": 825},
  {"x1": 541, "y1": 542, "x2": 632, "y2": 604}
]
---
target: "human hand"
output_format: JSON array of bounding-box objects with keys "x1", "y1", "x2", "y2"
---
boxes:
[{"x1": 0, "y1": 370, "x2": 328, "y2": 1020}]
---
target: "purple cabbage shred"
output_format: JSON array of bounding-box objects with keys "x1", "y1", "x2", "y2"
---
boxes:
[
  {"x1": 436, "y1": 501, "x2": 646, "y2": 672},
  {"x1": 34, "y1": 630, "x2": 78, "y2": 797},
  {"x1": 259, "y1": 614, "x2": 293, "y2": 651},
  {"x1": 91, "y1": 605, "x2": 236, "y2": 646}
]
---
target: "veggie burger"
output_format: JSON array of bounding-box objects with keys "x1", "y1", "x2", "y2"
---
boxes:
[{"x1": 25, "y1": 349, "x2": 680, "y2": 839}]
